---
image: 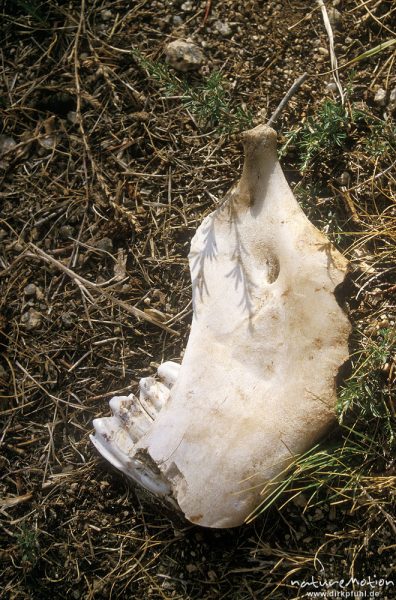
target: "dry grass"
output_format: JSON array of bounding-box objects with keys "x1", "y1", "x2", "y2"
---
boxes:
[{"x1": 0, "y1": 0, "x2": 395, "y2": 598}]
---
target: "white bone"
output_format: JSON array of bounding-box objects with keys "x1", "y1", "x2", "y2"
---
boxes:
[{"x1": 91, "y1": 125, "x2": 350, "y2": 528}]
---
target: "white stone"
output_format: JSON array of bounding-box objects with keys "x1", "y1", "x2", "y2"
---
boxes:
[
  {"x1": 181, "y1": 0, "x2": 193, "y2": 11},
  {"x1": 24, "y1": 283, "x2": 38, "y2": 298},
  {"x1": 326, "y1": 82, "x2": 338, "y2": 93},
  {"x1": 0, "y1": 135, "x2": 16, "y2": 156},
  {"x1": 374, "y1": 88, "x2": 387, "y2": 107},
  {"x1": 338, "y1": 171, "x2": 351, "y2": 187},
  {"x1": 164, "y1": 40, "x2": 204, "y2": 72},
  {"x1": 328, "y1": 7, "x2": 341, "y2": 26},
  {"x1": 388, "y1": 88, "x2": 396, "y2": 110},
  {"x1": 21, "y1": 308, "x2": 42, "y2": 331},
  {"x1": 91, "y1": 125, "x2": 350, "y2": 528},
  {"x1": 214, "y1": 20, "x2": 232, "y2": 37},
  {"x1": 101, "y1": 9, "x2": 112, "y2": 21}
]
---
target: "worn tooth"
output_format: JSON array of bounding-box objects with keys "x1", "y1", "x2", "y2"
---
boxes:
[
  {"x1": 109, "y1": 394, "x2": 151, "y2": 441},
  {"x1": 109, "y1": 394, "x2": 134, "y2": 419},
  {"x1": 91, "y1": 417, "x2": 135, "y2": 469},
  {"x1": 126, "y1": 411, "x2": 151, "y2": 440},
  {"x1": 157, "y1": 361, "x2": 181, "y2": 388},
  {"x1": 109, "y1": 394, "x2": 146, "y2": 424},
  {"x1": 139, "y1": 377, "x2": 171, "y2": 414}
]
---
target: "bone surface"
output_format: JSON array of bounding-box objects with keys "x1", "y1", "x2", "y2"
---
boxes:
[{"x1": 91, "y1": 124, "x2": 351, "y2": 528}]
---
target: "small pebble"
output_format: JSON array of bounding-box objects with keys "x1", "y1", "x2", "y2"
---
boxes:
[
  {"x1": 181, "y1": 0, "x2": 193, "y2": 10},
  {"x1": 338, "y1": 171, "x2": 351, "y2": 187},
  {"x1": 374, "y1": 88, "x2": 387, "y2": 107},
  {"x1": 59, "y1": 225, "x2": 74, "y2": 240},
  {"x1": 67, "y1": 111, "x2": 78, "y2": 124},
  {"x1": 0, "y1": 135, "x2": 16, "y2": 156},
  {"x1": 130, "y1": 111, "x2": 151, "y2": 122},
  {"x1": 326, "y1": 82, "x2": 338, "y2": 93},
  {"x1": 164, "y1": 39, "x2": 204, "y2": 72},
  {"x1": 186, "y1": 564, "x2": 198, "y2": 573},
  {"x1": 214, "y1": 20, "x2": 232, "y2": 36},
  {"x1": 388, "y1": 88, "x2": 396, "y2": 110},
  {"x1": 328, "y1": 7, "x2": 341, "y2": 26},
  {"x1": 61, "y1": 313, "x2": 75, "y2": 329},
  {"x1": 24, "y1": 283, "x2": 38, "y2": 298},
  {"x1": 94, "y1": 237, "x2": 113, "y2": 253},
  {"x1": 21, "y1": 308, "x2": 42, "y2": 331},
  {"x1": 38, "y1": 135, "x2": 57, "y2": 150},
  {"x1": 292, "y1": 493, "x2": 308, "y2": 508},
  {"x1": 30, "y1": 227, "x2": 40, "y2": 241},
  {"x1": 101, "y1": 9, "x2": 112, "y2": 21},
  {"x1": 312, "y1": 508, "x2": 324, "y2": 521}
]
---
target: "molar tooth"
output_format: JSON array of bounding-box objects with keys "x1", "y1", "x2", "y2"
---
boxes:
[
  {"x1": 109, "y1": 394, "x2": 134, "y2": 419},
  {"x1": 91, "y1": 417, "x2": 135, "y2": 471},
  {"x1": 157, "y1": 361, "x2": 181, "y2": 388},
  {"x1": 139, "y1": 377, "x2": 169, "y2": 415},
  {"x1": 108, "y1": 394, "x2": 151, "y2": 441},
  {"x1": 126, "y1": 413, "x2": 151, "y2": 440}
]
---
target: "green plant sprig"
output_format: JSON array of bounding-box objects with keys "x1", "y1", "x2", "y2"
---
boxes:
[{"x1": 132, "y1": 48, "x2": 253, "y2": 133}]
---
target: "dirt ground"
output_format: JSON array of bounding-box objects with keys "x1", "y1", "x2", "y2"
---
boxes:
[{"x1": 1, "y1": 0, "x2": 395, "y2": 598}]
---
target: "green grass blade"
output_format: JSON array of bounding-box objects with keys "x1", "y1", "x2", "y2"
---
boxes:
[{"x1": 349, "y1": 39, "x2": 396, "y2": 65}]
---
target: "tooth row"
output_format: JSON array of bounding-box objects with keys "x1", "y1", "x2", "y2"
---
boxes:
[{"x1": 91, "y1": 361, "x2": 181, "y2": 493}]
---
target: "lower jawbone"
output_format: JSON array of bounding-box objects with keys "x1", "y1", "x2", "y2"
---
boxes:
[{"x1": 91, "y1": 124, "x2": 351, "y2": 529}]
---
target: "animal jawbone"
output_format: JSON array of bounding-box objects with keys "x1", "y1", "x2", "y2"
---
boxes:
[{"x1": 90, "y1": 124, "x2": 351, "y2": 528}]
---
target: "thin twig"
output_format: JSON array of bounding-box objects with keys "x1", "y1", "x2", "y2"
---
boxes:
[
  {"x1": 203, "y1": 0, "x2": 212, "y2": 25},
  {"x1": 27, "y1": 244, "x2": 179, "y2": 336},
  {"x1": 267, "y1": 73, "x2": 308, "y2": 128}
]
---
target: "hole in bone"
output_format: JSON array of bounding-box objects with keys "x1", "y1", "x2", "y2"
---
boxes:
[
  {"x1": 264, "y1": 252, "x2": 280, "y2": 284},
  {"x1": 250, "y1": 242, "x2": 280, "y2": 284}
]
